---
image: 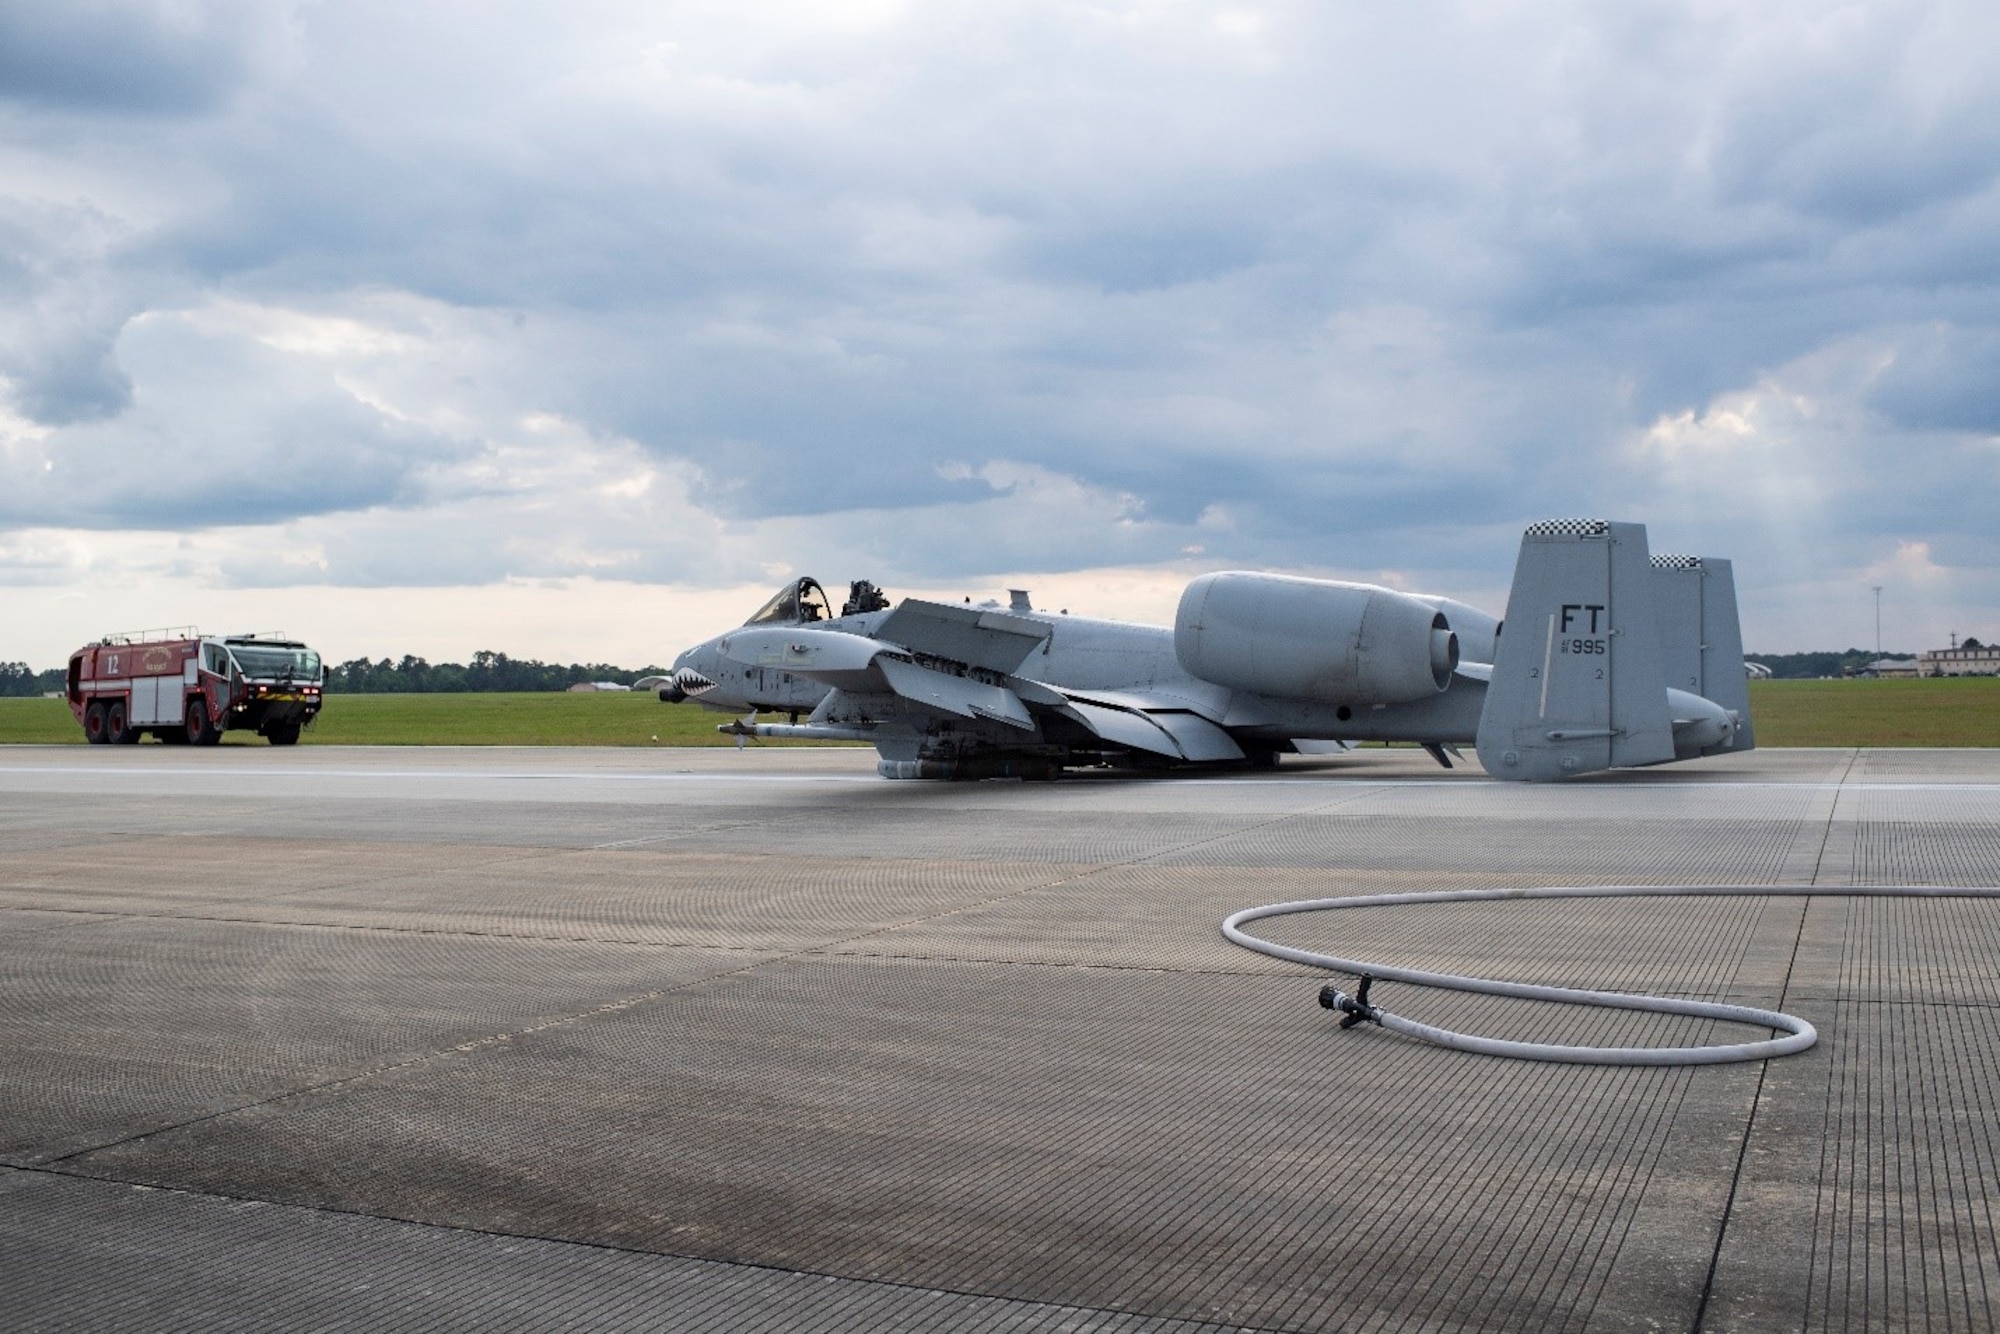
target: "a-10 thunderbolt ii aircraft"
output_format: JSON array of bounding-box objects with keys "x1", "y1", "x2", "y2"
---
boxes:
[{"x1": 649, "y1": 519, "x2": 1754, "y2": 781}]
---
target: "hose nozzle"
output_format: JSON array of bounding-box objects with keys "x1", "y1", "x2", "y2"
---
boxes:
[{"x1": 1318, "y1": 973, "x2": 1384, "y2": 1029}]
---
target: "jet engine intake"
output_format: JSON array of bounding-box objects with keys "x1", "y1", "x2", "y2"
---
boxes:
[{"x1": 1174, "y1": 572, "x2": 1459, "y2": 705}]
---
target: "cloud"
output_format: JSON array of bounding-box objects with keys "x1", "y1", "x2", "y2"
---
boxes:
[
  {"x1": 0, "y1": 1, "x2": 293, "y2": 116},
  {"x1": 1, "y1": 302, "x2": 472, "y2": 528},
  {"x1": 0, "y1": 196, "x2": 148, "y2": 423},
  {"x1": 1705, "y1": 2, "x2": 2000, "y2": 226},
  {"x1": 1867, "y1": 323, "x2": 2000, "y2": 434}
]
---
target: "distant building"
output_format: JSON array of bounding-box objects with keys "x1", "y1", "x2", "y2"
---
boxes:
[
  {"x1": 1920, "y1": 645, "x2": 2000, "y2": 677},
  {"x1": 1744, "y1": 661, "x2": 1773, "y2": 679},
  {"x1": 1854, "y1": 657, "x2": 1920, "y2": 679},
  {"x1": 567, "y1": 681, "x2": 633, "y2": 692}
]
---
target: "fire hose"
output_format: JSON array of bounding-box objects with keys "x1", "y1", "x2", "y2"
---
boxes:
[{"x1": 1222, "y1": 884, "x2": 2000, "y2": 1065}]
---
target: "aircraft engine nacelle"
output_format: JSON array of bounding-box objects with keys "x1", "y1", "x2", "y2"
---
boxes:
[{"x1": 1174, "y1": 572, "x2": 1459, "y2": 704}]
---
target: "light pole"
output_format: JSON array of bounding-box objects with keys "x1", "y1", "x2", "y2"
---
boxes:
[{"x1": 1872, "y1": 586, "x2": 1883, "y2": 658}]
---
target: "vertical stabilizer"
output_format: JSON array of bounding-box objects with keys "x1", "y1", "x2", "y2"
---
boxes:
[
  {"x1": 1476, "y1": 520, "x2": 1677, "y2": 780},
  {"x1": 1651, "y1": 553, "x2": 1756, "y2": 753}
]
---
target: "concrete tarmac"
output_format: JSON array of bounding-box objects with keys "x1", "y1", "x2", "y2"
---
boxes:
[{"x1": 2, "y1": 744, "x2": 1997, "y2": 1332}]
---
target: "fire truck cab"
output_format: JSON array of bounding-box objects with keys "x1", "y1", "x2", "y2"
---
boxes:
[{"x1": 67, "y1": 629, "x2": 324, "y2": 746}]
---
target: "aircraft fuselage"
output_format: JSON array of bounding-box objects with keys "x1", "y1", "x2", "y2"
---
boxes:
[{"x1": 658, "y1": 527, "x2": 1752, "y2": 782}]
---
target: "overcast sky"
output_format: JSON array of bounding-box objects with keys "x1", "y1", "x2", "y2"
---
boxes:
[{"x1": 4, "y1": 0, "x2": 1997, "y2": 667}]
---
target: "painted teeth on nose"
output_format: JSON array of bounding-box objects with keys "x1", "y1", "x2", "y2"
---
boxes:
[{"x1": 675, "y1": 669, "x2": 717, "y2": 696}]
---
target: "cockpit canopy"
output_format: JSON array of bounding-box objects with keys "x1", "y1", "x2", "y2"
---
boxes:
[
  {"x1": 743, "y1": 577, "x2": 893, "y2": 625},
  {"x1": 746, "y1": 577, "x2": 835, "y2": 626}
]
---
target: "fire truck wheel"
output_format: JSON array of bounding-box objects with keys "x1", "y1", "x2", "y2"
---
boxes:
[
  {"x1": 84, "y1": 701, "x2": 109, "y2": 744},
  {"x1": 266, "y1": 721, "x2": 301, "y2": 746},
  {"x1": 107, "y1": 700, "x2": 138, "y2": 744},
  {"x1": 186, "y1": 698, "x2": 221, "y2": 746}
]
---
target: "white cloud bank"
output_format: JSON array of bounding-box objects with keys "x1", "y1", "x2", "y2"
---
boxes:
[{"x1": 4, "y1": 0, "x2": 2000, "y2": 665}]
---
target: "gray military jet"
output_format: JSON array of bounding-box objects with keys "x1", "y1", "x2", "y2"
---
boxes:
[{"x1": 651, "y1": 520, "x2": 1754, "y2": 781}]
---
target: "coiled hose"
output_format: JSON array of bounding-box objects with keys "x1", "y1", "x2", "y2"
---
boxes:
[{"x1": 1222, "y1": 885, "x2": 2000, "y2": 1066}]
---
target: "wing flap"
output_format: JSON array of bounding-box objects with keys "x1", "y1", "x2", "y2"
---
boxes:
[
  {"x1": 1146, "y1": 710, "x2": 1246, "y2": 762},
  {"x1": 1062, "y1": 700, "x2": 1182, "y2": 758},
  {"x1": 1054, "y1": 699, "x2": 1246, "y2": 761}
]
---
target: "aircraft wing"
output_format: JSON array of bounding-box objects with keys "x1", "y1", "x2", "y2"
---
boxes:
[
  {"x1": 879, "y1": 656, "x2": 1034, "y2": 730},
  {"x1": 873, "y1": 599, "x2": 1052, "y2": 673}
]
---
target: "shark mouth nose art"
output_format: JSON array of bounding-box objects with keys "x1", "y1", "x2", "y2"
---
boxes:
[{"x1": 674, "y1": 668, "x2": 718, "y2": 697}]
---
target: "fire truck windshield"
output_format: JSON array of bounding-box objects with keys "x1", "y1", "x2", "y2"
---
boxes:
[{"x1": 228, "y1": 645, "x2": 322, "y2": 681}]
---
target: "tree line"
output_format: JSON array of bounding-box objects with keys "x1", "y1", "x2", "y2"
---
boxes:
[
  {"x1": 323, "y1": 651, "x2": 669, "y2": 693},
  {"x1": 0, "y1": 664, "x2": 66, "y2": 697}
]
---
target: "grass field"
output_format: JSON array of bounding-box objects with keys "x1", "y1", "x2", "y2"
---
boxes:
[
  {"x1": 4, "y1": 678, "x2": 1999, "y2": 748},
  {"x1": 1739, "y1": 677, "x2": 2000, "y2": 747}
]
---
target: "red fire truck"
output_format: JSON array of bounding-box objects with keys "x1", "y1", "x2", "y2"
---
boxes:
[{"x1": 66, "y1": 629, "x2": 325, "y2": 745}]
